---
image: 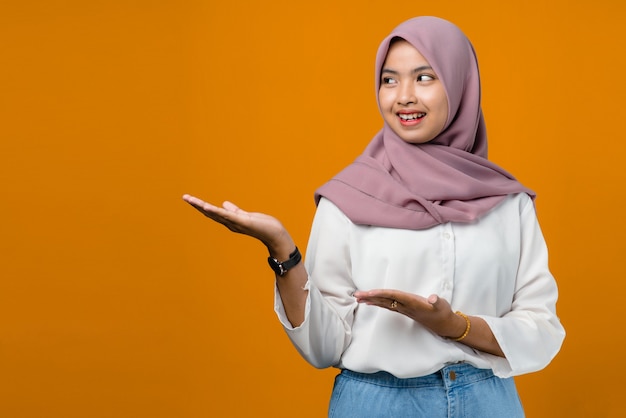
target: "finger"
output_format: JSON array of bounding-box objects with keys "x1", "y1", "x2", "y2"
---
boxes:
[
  {"x1": 183, "y1": 197, "x2": 235, "y2": 224},
  {"x1": 427, "y1": 294, "x2": 452, "y2": 314},
  {"x1": 183, "y1": 195, "x2": 213, "y2": 211},
  {"x1": 182, "y1": 195, "x2": 197, "y2": 207},
  {"x1": 182, "y1": 194, "x2": 205, "y2": 204},
  {"x1": 222, "y1": 201, "x2": 241, "y2": 212},
  {"x1": 354, "y1": 289, "x2": 398, "y2": 300},
  {"x1": 191, "y1": 201, "x2": 221, "y2": 216},
  {"x1": 361, "y1": 297, "x2": 394, "y2": 305},
  {"x1": 354, "y1": 292, "x2": 389, "y2": 303},
  {"x1": 383, "y1": 298, "x2": 404, "y2": 311},
  {"x1": 356, "y1": 296, "x2": 399, "y2": 311}
]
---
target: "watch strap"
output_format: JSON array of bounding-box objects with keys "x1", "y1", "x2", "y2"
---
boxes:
[{"x1": 268, "y1": 247, "x2": 302, "y2": 276}]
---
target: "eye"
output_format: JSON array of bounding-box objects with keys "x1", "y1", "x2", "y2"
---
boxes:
[
  {"x1": 417, "y1": 74, "x2": 435, "y2": 82},
  {"x1": 382, "y1": 76, "x2": 397, "y2": 85}
]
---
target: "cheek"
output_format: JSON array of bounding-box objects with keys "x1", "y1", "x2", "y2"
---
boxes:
[
  {"x1": 378, "y1": 88, "x2": 396, "y2": 111},
  {"x1": 429, "y1": 93, "x2": 448, "y2": 129},
  {"x1": 439, "y1": 100, "x2": 449, "y2": 128},
  {"x1": 378, "y1": 90, "x2": 393, "y2": 110}
]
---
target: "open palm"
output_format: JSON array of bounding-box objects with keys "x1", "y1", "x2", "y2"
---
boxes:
[{"x1": 182, "y1": 194, "x2": 288, "y2": 249}]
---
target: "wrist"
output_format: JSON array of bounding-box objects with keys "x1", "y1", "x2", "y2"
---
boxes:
[
  {"x1": 449, "y1": 311, "x2": 471, "y2": 341},
  {"x1": 267, "y1": 246, "x2": 302, "y2": 277},
  {"x1": 264, "y1": 231, "x2": 295, "y2": 260},
  {"x1": 267, "y1": 243, "x2": 295, "y2": 261}
]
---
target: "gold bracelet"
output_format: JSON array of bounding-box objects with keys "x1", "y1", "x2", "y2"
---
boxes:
[{"x1": 452, "y1": 311, "x2": 471, "y2": 341}]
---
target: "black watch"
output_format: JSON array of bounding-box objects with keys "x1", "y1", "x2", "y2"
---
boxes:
[{"x1": 267, "y1": 247, "x2": 302, "y2": 276}]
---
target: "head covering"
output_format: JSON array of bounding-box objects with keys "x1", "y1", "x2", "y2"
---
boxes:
[{"x1": 315, "y1": 16, "x2": 534, "y2": 230}]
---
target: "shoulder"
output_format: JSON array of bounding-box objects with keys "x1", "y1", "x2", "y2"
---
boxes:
[
  {"x1": 313, "y1": 197, "x2": 353, "y2": 226},
  {"x1": 496, "y1": 193, "x2": 535, "y2": 215},
  {"x1": 490, "y1": 194, "x2": 541, "y2": 235},
  {"x1": 317, "y1": 197, "x2": 350, "y2": 218},
  {"x1": 473, "y1": 193, "x2": 536, "y2": 230}
]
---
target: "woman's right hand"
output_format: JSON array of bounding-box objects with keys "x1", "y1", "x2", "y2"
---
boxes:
[
  {"x1": 182, "y1": 194, "x2": 294, "y2": 256},
  {"x1": 183, "y1": 193, "x2": 308, "y2": 326}
]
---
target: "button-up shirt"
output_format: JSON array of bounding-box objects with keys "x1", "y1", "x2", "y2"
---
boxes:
[{"x1": 275, "y1": 193, "x2": 565, "y2": 378}]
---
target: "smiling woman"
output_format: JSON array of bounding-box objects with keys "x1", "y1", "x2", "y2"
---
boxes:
[
  {"x1": 378, "y1": 39, "x2": 448, "y2": 144},
  {"x1": 183, "y1": 16, "x2": 564, "y2": 417}
]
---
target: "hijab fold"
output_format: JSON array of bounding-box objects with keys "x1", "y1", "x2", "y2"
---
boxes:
[{"x1": 315, "y1": 16, "x2": 534, "y2": 230}]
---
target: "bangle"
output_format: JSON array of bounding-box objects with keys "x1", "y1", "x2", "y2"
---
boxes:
[{"x1": 452, "y1": 311, "x2": 471, "y2": 341}]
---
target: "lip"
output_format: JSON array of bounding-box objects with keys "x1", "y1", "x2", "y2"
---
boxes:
[{"x1": 396, "y1": 110, "x2": 426, "y2": 126}]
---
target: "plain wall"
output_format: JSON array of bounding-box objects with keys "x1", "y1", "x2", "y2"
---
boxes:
[{"x1": 1, "y1": 0, "x2": 624, "y2": 416}]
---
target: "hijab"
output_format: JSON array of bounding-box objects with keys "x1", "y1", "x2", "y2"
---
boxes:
[{"x1": 315, "y1": 16, "x2": 534, "y2": 230}]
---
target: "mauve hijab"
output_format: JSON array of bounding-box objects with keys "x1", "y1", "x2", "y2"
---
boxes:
[{"x1": 315, "y1": 16, "x2": 534, "y2": 230}]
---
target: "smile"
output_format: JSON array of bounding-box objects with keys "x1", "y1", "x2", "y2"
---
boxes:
[{"x1": 398, "y1": 112, "x2": 426, "y2": 121}]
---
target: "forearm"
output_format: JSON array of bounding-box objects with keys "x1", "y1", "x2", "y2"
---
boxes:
[
  {"x1": 275, "y1": 264, "x2": 308, "y2": 327},
  {"x1": 268, "y1": 240, "x2": 308, "y2": 327},
  {"x1": 447, "y1": 313, "x2": 505, "y2": 357}
]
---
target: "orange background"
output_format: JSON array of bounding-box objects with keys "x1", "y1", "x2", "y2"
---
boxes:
[{"x1": 1, "y1": 1, "x2": 624, "y2": 417}]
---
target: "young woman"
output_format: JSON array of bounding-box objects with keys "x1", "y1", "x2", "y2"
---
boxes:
[{"x1": 183, "y1": 16, "x2": 565, "y2": 417}]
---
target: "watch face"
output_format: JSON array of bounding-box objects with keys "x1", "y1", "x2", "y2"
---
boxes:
[{"x1": 268, "y1": 257, "x2": 283, "y2": 275}]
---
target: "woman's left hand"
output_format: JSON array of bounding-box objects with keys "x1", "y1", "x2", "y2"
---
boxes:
[{"x1": 353, "y1": 289, "x2": 466, "y2": 339}]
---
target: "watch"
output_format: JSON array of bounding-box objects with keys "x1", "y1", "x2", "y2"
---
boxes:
[{"x1": 267, "y1": 247, "x2": 302, "y2": 276}]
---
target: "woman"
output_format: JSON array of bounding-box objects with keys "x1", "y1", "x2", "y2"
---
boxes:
[{"x1": 183, "y1": 16, "x2": 565, "y2": 417}]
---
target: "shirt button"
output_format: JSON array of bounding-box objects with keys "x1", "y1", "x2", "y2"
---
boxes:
[
  {"x1": 449, "y1": 371, "x2": 456, "y2": 380},
  {"x1": 443, "y1": 232, "x2": 451, "y2": 239}
]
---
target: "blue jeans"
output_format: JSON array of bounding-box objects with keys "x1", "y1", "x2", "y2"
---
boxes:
[{"x1": 328, "y1": 363, "x2": 524, "y2": 417}]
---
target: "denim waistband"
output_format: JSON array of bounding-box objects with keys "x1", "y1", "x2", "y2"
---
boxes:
[{"x1": 340, "y1": 363, "x2": 495, "y2": 389}]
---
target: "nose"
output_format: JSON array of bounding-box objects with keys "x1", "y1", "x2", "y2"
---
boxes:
[{"x1": 398, "y1": 84, "x2": 417, "y2": 105}]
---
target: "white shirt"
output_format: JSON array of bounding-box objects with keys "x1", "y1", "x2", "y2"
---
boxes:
[{"x1": 274, "y1": 193, "x2": 565, "y2": 378}]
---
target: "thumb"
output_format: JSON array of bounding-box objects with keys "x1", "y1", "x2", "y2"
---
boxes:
[{"x1": 428, "y1": 294, "x2": 439, "y2": 305}]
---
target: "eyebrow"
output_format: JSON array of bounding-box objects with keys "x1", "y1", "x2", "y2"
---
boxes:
[{"x1": 381, "y1": 66, "x2": 433, "y2": 75}]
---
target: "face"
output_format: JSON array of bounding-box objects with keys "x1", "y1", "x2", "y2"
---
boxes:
[{"x1": 378, "y1": 40, "x2": 448, "y2": 144}]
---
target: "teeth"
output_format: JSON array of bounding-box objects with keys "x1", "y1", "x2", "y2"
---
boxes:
[{"x1": 398, "y1": 113, "x2": 425, "y2": 120}]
